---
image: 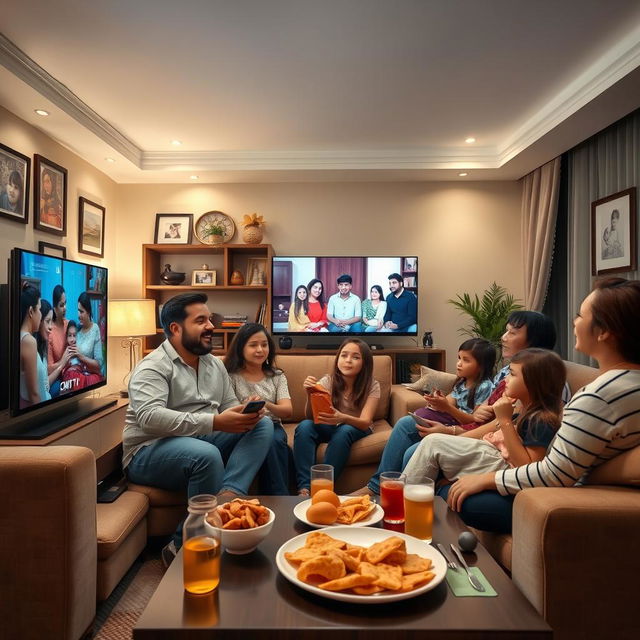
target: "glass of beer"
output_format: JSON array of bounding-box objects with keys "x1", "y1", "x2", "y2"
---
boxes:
[
  {"x1": 380, "y1": 471, "x2": 406, "y2": 524},
  {"x1": 310, "y1": 464, "x2": 334, "y2": 497},
  {"x1": 403, "y1": 476, "x2": 434, "y2": 542}
]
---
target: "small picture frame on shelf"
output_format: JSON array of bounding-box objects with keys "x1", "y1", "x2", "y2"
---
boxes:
[
  {"x1": 78, "y1": 197, "x2": 106, "y2": 257},
  {"x1": 246, "y1": 257, "x2": 267, "y2": 286},
  {"x1": 38, "y1": 241, "x2": 66, "y2": 259},
  {"x1": 154, "y1": 213, "x2": 193, "y2": 244},
  {"x1": 192, "y1": 269, "x2": 216, "y2": 286},
  {"x1": 403, "y1": 257, "x2": 417, "y2": 272}
]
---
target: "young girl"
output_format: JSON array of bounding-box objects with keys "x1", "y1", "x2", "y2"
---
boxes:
[
  {"x1": 33, "y1": 299, "x2": 64, "y2": 405},
  {"x1": 403, "y1": 348, "x2": 564, "y2": 483},
  {"x1": 224, "y1": 323, "x2": 293, "y2": 495},
  {"x1": 288, "y1": 285, "x2": 311, "y2": 331},
  {"x1": 293, "y1": 338, "x2": 380, "y2": 495},
  {"x1": 59, "y1": 320, "x2": 101, "y2": 391},
  {"x1": 305, "y1": 278, "x2": 328, "y2": 332},
  {"x1": 414, "y1": 338, "x2": 496, "y2": 429},
  {"x1": 362, "y1": 285, "x2": 388, "y2": 332},
  {"x1": 19, "y1": 283, "x2": 43, "y2": 408}
]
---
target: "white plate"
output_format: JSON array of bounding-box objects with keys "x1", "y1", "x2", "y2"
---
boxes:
[
  {"x1": 275, "y1": 526, "x2": 446, "y2": 604},
  {"x1": 293, "y1": 497, "x2": 384, "y2": 528}
]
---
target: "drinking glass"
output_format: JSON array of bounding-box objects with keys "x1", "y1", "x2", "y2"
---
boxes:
[
  {"x1": 403, "y1": 476, "x2": 434, "y2": 542},
  {"x1": 380, "y1": 471, "x2": 405, "y2": 524},
  {"x1": 310, "y1": 464, "x2": 334, "y2": 497}
]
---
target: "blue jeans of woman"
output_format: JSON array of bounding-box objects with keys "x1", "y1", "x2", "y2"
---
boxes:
[
  {"x1": 257, "y1": 421, "x2": 292, "y2": 495},
  {"x1": 437, "y1": 484, "x2": 514, "y2": 533},
  {"x1": 126, "y1": 416, "x2": 273, "y2": 548},
  {"x1": 294, "y1": 419, "x2": 370, "y2": 490},
  {"x1": 366, "y1": 415, "x2": 421, "y2": 493}
]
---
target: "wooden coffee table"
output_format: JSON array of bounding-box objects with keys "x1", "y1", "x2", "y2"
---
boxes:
[{"x1": 134, "y1": 496, "x2": 551, "y2": 639}]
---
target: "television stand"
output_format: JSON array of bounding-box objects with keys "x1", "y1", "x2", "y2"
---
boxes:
[{"x1": 306, "y1": 344, "x2": 340, "y2": 350}]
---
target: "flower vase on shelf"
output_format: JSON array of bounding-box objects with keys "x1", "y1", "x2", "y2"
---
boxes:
[{"x1": 241, "y1": 213, "x2": 265, "y2": 244}]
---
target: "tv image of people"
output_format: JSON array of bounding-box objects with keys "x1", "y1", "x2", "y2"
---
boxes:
[
  {"x1": 17, "y1": 251, "x2": 107, "y2": 410},
  {"x1": 273, "y1": 257, "x2": 418, "y2": 335}
]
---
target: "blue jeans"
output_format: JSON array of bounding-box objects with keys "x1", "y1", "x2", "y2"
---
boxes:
[
  {"x1": 293, "y1": 419, "x2": 370, "y2": 490},
  {"x1": 327, "y1": 322, "x2": 363, "y2": 333},
  {"x1": 367, "y1": 415, "x2": 421, "y2": 494},
  {"x1": 126, "y1": 416, "x2": 273, "y2": 547},
  {"x1": 257, "y1": 421, "x2": 292, "y2": 495},
  {"x1": 437, "y1": 484, "x2": 514, "y2": 534}
]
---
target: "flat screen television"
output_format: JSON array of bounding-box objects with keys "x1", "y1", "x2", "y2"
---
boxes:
[
  {"x1": 271, "y1": 256, "x2": 418, "y2": 337},
  {"x1": 9, "y1": 248, "x2": 108, "y2": 417}
]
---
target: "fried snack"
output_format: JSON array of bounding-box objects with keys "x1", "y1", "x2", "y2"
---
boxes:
[
  {"x1": 336, "y1": 495, "x2": 376, "y2": 524},
  {"x1": 286, "y1": 532, "x2": 436, "y2": 596},
  {"x1": 215, "y1": 498, "x2": 270, "y2": 530},
  {"x1": 365, "y1": 536, "x2": 406, "y2": 564}
]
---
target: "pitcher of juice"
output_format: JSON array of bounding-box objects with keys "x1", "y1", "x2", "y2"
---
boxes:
[{"x1": 183, "y1": 494, "x2": 222, "y2": 594}]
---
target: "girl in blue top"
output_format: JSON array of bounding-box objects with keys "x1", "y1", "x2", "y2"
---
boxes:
[{"x1": 414, "y1": 338, "x2": 496, "y2": 427}]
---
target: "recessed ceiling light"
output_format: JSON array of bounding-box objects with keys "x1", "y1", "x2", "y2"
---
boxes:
[
  {"x1": 190, "y1": 175, "x2": 199, "y2": 180},
  {"x1": 465, "y1": 137, "x2": 476, "y2": 144},
  {"x1": 105, "y1": 157, "x2": 115, "y2": 163},
  {"x1": 458, "y1": 172, "x2": 468, "y2": 177},
  {"x1": 171, "y1": 140, "x2": 182, "y2": 146},
  {"x1": 35, "y1": 109, "x2": 49, "y2": 117}
]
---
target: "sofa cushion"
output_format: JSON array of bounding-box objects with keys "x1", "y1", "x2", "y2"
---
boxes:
[
  {"x1": 405, "y1": 366, "x2": 456, "y2": 395},
  {"x1": 96, "y1": 490, "x2": 149, "y2": 560},
  {"x1": 584, "y1": 445, "x2": 640, "y2": 486},
  {"x1": 128, "y1": 482, "x2": 187, "y2": 506}
]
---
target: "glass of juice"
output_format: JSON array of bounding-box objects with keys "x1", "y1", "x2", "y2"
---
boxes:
[
  {"x1": 310, "y1": 464, "x2": 334, "y2": 497},
  {"x1": 380, "y1": 471, "x2": 406, "y2": 524},
  {"x1": 403, "y1": 476, "x2": 434, "y2": 542}
]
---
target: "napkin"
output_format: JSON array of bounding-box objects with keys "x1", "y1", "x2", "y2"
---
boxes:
[{"x1": 445, "y1": 567, "x2": 497, "y2": 597}]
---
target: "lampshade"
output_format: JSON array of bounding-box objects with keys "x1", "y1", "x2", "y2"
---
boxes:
[{"x1": 108, "y1": 299, "x2": 157, "y2": 337}]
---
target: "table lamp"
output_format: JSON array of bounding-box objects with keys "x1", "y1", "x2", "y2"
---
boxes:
[{"x1": 108, "y1": 298, "x2": 157, "y2": 397}]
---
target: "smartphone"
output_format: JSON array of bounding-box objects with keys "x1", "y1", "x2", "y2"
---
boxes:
[
  {"x1": 242, "y1": 400, "x2": 266, "y2": 414},
  {"x1": 407, "y1": 411, "x2": 433, "y2": 427}
]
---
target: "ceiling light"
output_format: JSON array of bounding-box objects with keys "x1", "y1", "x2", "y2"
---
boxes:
[
  {"x1": 105, "y1": 157, "x2": 115, "y2": 163},
  {"x1": 465, "y1": 137, "x2": 476, "y2": 144},
  {"x1": 190, "y1": 175, "x2": 199, "y2": 180},
  {"x1": 458, "y1": 172, "x2": 468, "y2": 177},
  {"x1": 35, "y1": 109, "x2": 49, "y2": 117},
  {"x1": 171, "y1": 140, "x2": 182, "y2": 146}
]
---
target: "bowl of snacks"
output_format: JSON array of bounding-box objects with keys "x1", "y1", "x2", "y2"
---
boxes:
[{"x1": 209, "y1": 498, "x2": 275, "y2": 554}]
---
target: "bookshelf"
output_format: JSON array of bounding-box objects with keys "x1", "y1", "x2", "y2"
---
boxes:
[
  {"x1": 401, "y1": 256, "x2": 418, "y2": 294},
  {"x1": 142, "y1": 243, "x2": 273, "y2": 354}
]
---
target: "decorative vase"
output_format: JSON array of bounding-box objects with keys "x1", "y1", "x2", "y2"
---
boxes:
[
  {"x1": 160, "y1": 264, "x2": 186, "y2": 285},
  {"x1": 230, "y1": 270, "x2": 245, "y2": 285},
  {"x1": 242, "y1": 224, "x2": 263, "y2": 244},
  {"x1": 208, "y1": 233, "x2": 224, "y2": 245}
]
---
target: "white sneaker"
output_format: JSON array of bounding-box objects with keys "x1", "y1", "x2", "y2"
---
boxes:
[{"x1": 161, "y1": 540, "x2": 177, "y2": 568}]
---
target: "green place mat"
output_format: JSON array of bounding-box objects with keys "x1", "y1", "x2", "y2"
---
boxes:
[{"x1": 445, "y1": 567, "x2": 497, "y2": 597}]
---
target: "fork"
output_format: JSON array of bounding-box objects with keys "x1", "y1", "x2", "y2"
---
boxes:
[{"x1": 436, "y1": 543, "x2": 458, "y2": 571}]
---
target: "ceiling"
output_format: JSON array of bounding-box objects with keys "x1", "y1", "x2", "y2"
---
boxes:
[{"x1": 1, "y1": 0, "x2": 640, "y2": 184}]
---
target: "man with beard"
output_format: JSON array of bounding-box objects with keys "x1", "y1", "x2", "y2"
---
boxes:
[
  {"x1": 123, "y1": 293, "x2": 273, "y2": 564},
  {"x1": 381, "y1": 272, "x2": 417, "y2": 332}
]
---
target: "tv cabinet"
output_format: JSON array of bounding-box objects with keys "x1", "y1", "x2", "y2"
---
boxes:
[
  {"x1": 277, "y1": 347, "x2": 446, "y2": 383},
  {"x1": 142, "y1": 243, "x2": 273, "y2": 354}
]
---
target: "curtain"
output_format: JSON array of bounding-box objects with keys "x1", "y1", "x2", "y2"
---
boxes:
[
  {"x1": 567, "y1": 108, "x2": 640, "y2": 363},
  {"x1": 521, "y1": 157, "x2": 561, "y2": 311}
]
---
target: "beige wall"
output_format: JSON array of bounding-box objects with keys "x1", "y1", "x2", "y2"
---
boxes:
[{"x1": 115, "y1": 181, "x2": 523, "y2": 374}]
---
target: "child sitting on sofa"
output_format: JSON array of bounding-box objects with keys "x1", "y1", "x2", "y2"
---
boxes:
[{"x1": 293, "y1": 338, "x2": 380, "y2": 495}]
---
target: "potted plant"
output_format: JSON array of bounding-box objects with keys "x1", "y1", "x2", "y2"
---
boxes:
[
  {"x1": 241, "y1": 213, "x2": 265, "y2": 244},
  {"x1": 202, "y1": 222, "x2": 225, "y2": 244},
  {"x1": 448, "y1": 282, "x2": 522, "y2": 361}
]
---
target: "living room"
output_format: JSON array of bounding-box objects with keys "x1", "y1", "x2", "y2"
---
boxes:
[{"x1": 1, "y1": 3, "x2": 640, "y2": 640}]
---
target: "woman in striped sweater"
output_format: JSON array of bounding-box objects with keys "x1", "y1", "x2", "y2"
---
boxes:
[{"x1": 447, "y1": 277, "x2": 640, "y2": 513}]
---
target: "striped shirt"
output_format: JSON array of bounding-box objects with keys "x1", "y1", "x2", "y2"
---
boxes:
[{"x1": 496, "y1": 369, "x2": 640, "y2": 495}]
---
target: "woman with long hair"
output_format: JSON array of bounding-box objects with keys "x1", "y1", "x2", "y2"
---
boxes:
[
  {"x1": 287, "y1": 285, "x2": 311, "y2": 331},
  {"x1": 305, "y1": 278, "x2": 328, "y2": 332},
  {"x1": 75, "y1": 292, "x2": 104, "y2": 376},
  {"x1": 19, "y1": 283, "x2": 42, "y2": 407}
]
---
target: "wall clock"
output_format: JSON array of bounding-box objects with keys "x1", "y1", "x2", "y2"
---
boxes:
[{"x1": 194, "y1": 211, "x2": 236, "y2": 244}]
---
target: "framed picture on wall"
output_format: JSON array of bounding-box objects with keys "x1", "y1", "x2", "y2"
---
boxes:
[
  {"x1": 154, "y1": 213, "x2": 193, "y2": 244},
  {"x1": 591, "y1": 187, "x2": 637, "y2": 275},
  {"x1": 34, "y1": 154, "x2": 67, "y2": 236},
  {"x1": 78, "y1": 197, "x2": 106, "y2": 258},
  {"x1": 38, "y1": 241, "x2": 66, "y2": 259},
  {"x1": 0, "y1": 142, "x2": 30, "y2": 224}
]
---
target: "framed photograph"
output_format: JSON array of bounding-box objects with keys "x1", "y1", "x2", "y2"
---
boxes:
[
  {"x1": 246, "y1": 257, "x2": 267, "y2": 286},
  {"x1": 0, "y1": 142, "x2": 30, "y2": 223},
  {"x1": 78, "y1": 197, "x2": 106, "y2": 258},
  {"x1": 403, "y1": 257, "x2": 417, "y2": 272},
  {"x1": 154, "y1": 213, "x2": 193, "y2": 244},
  {"x1": 34, "y1": 154, "x2": 67, "y2": 235},
  {"x1": 38, "y1": 241, "x2": 66, "y2": 259},
  {"x1": 191, "y1": 269, "x2": 217, "y2": 286},
  {"x1": 591, "y1": 187, "x2": 637, "y2": 275}
]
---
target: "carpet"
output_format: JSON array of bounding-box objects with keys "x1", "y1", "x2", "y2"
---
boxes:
[{"x1": 94, "y1": 554, "x2": 165, "y2": 640}]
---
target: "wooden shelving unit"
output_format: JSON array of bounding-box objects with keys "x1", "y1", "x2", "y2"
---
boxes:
[{"x1": 142, "y1": 243, "x2": 273, "y2": 354}]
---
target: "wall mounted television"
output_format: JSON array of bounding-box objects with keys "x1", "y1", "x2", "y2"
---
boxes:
[
  {"x1": 7, "y1": 248, "x2": 111, "y2": 431},
  {"x1": 271, "y1": 256, "x2": 418, "y2": 337}
]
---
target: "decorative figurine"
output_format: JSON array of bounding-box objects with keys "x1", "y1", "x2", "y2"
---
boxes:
[{"x1": 160, "y1": 264, "x2": 186, "y2": 285}]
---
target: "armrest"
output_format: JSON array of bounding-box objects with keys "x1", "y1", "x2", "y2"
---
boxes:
[
  {"x1": 511, "y1": 486, "x2": 640, "y2": 638},
  {"x1": 389, "y1": 384, "x2": 426, "y2": 424}
]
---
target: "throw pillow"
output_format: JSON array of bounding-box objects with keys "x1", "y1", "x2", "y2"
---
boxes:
[{"x1": 405, "y1": 366, "x2": 456, "y2": 395}]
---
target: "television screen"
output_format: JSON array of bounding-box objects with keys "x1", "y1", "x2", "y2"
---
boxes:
[
  {"x1": 10, "y1": 248, "x2": 108, "y2": 416},
  {"x1": 272, "y1": 256, "x2": 418, "y2": 336}
]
